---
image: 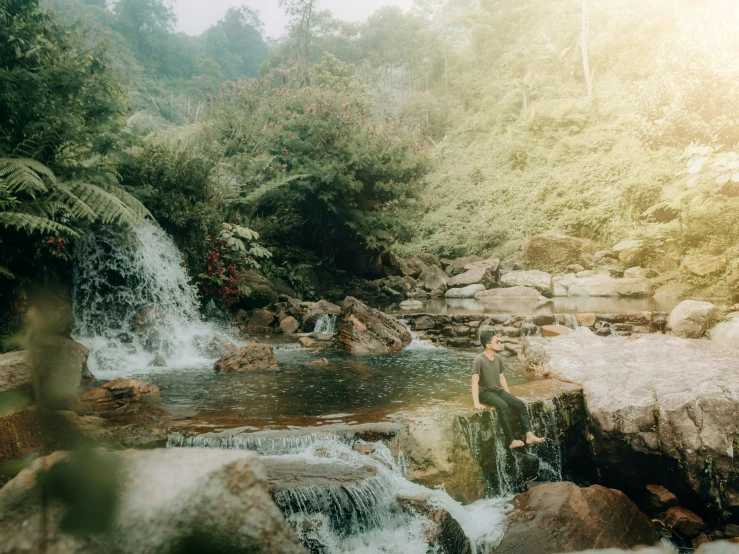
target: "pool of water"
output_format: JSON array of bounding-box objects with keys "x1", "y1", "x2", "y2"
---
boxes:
[
  {"x1": 382, "y1": 296, "x2": 690, "y2": 315},
  {"x1": 135, "y1": 343, "x2": 534, "y2": 430}
]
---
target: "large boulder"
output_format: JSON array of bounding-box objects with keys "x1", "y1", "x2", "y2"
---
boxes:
[
  {"x1": 521, "y1": 233, "x2": 592, "y2": 272},
  {"x1": 247, "y1": 309, "x2": 275, "y2": 332},
  {"x1": 337, "y1": 297, "x2": 411, "y2": 353},
  {"x1": 214, "y1": 342, "x2": 278, "y2": 372},
  {"x1": 681, "y1": 255, "x2": 728, "y2": 279},
  {"x1": 565, "y1": 272, "x2": 653, "y2": 297},
  {"x1": 303, "y1": 299, "x2": 341, "y2": 331},
  {"x1": 398, "y1": 257, "x2": 428, "y2": 278},
  {"x1": 494, "y1": 482, "x2": 658, "y2": 553},
  {"x1": 500, "y1": 270, "x2": 554, "y2": 297},
  {"x1": 445, "y1": 284, "x2": 486, "y2": 298},
  {"x1": 523, "y1": 333, "x2": 739, "y2": 517},
  {"x1": 236, "y1": 270, "x2": 279, "y2": 309},
  {"x1": 442, "y1": 256, "x2": 483, "y2": 276},
  {"x1": 475, "y1": 286, "x2": 550, "y2": 304},
  {"x1": 75, "y1": 378, "x2": 161, "y2": 417},
  {"x1": 666, "y1": 300, "x2": 721, "y2": 338},
  {"x1": 0, "y1": 448, "x2": 306, "y2": 554},
  {"x1": 710, "y1": 312, "x2": 739, "y2": 351},
  {"x1": 417, "y1": 265, "x2": 449, "y2": 292},
  {"x1": 447, "y1": 265, "x2": 497, "y2": 288},
  {"x1": 0, "y1": 350, "x2": 33, "y2": 396}
]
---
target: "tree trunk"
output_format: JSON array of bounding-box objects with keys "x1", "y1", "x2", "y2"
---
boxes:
[{"x1": 581, "y1": 0, "x2": 593, "y2": 100}]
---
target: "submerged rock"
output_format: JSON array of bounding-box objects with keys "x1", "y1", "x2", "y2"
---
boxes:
[
  {"x1": 397, "y1": 495, "x2": 472, "y2": 554},
  {"x1": 337, "y1": 297, "x2": 411, "y2": 354},
  {"x1": 214, "y1": 342, "x2": 278, "y2": 372},
  {"x1": 0, "y1": 448, "x2": 306, "y2": 554},
  {"x1": 523, "y1": 333, "x2": 739, "y2": 518},
  {"x1": 495, "y1": 482, "x2": 658, "y2": 553}
]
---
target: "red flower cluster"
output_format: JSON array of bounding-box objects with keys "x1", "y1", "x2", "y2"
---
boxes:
[
  {"x1": 198, "y1": 239, "x2": 241, "y2": 305},
  {"x1": 47, "y1": 235, "x2": 65, "y2": 257}
]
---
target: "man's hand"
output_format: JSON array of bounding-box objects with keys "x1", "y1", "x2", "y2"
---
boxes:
[{"x1": 473, "y1": 403, "x2": 484, "y2": 410}]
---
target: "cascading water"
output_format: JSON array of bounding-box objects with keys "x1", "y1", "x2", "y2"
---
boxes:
[
  {"x1": 72, "y1": 221, "x2": 235, "y2": 376},
  {"x1": 398, "y1": 319, "x2": 436, "y2": 350},
  {"x1": 313, "y1": 314, "x2": 338, "y2": 334},
  {"x1": 167, "y1": 432, "x2": 510, "y2": 554}
]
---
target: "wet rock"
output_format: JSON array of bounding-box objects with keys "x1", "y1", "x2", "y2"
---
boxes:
[
  {"x1": 399, "y1": 299, "x2": 424, "y2": 310},
  {"x1": 522, "y1": 233, "x2": 592, "y2": 272},
  {"x1": 337, "y1": 297, "x2": 411, "y2": 354},
  {"x1": 0, "y1": 448, "x2": 306, "y2": 554},
  {"x1": 644, "y1": 484, "x2": 679, "y2": 514},
  {"x1": 396, "y1": 496, "x2": 472, "y2": 554},
  {"x1": 214, "y1": 342, "x2": 278, "y2": 372},
  {"x1": 681, "y1": 255, "x2": 728, "y2": 278},
  {"x1": 279, "y1": 316, "x2": 300, "y2": 334},
  {"x1": 665, "y1": 506, "x2": 706, "y2": 538},
  {"x1": 308, "y1": 333, "x2": 333, "y2": 342},
  {"x1": 710, "y1": 312, "x2": 739, "y2": 351},
  {"x1": 196, "y1": 334, "x2": 237, "y2": 358},
  {"x1": 667, "y1": 299, "x2": 721, "y2": 338},
  {"x1": 533, "y1": 314, "x2": 556, "y2": 326},
  {"x1": 500, "y1": 270, "x2": 554, "y2": 297},
  {"x1": 264, "y1": 457, "x2": 377, "y2": 491},
  {"x1": 563, "y1": 542, "x2": 739, "y2": 553},
  {"x1": 418, "y1": 265, "x2": 449, "y2": 292},
  {"x1": 429, "y1": 288, "x2": 445, "y2": 298},
  {"x1": 541, "y1": 325, "x2": 570, "y2": 337},
  {"x1": 410, "y1": 288, "x2": 429, "y2": 299},
  {"x1": 0, "y1": 350, "x2": 33, "y2": 396},
  {"x1": 247, "y1": 309, "x2": 275, "y2": 332},
  {"x1": 413, "y1": 315, "x2": 437, "y2": 331},
  {"x1": 129, "y1": 305, "x2": 166, "y2": 331},
  {"x1": 298, "y1": 337, "x2": 316, "y2": 347},
  {"x1": 495, "y1": 482, "x2": 658, "y2": 553},
  {"x1": 148, "y1": 354, "x2": 166, "y2": 367},
  {"x1": 76, "y1": 378, "x2": 161, "y2": 416},
  {"x1": 577, "y1": 313, "x2": 597, "y2": 327},
  {"x1": 303, "y1": 300, "x2": 341, "y2": 331},
  {"x1": 353, "y1": 443, "x2": 376, "y2": 455},
  {"x1": 445, "y1": 284, "x2": 486, "y2": 298},
  {"x1": 523, "y1": 333, "x2": 739, "y2": 518}
]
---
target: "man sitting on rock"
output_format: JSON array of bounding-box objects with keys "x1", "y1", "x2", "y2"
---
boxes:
[{"x1": 472, "y1": 329, "x2": 546, "y2": 449}]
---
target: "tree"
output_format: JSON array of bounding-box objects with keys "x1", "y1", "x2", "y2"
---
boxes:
[
  {"x1": 581, "y1": 0, "x2": 593, "y2": 100},
  {"x1": 278, "y1": 0, "x2": 317, "y2": 86},
  {"x1": 203, "y1": 7, "x2": 269, "y2": 80}
]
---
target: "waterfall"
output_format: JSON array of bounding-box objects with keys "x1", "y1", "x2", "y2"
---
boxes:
[
  {"x1": 72, "y1": 221, "x2": 235, "y2": 376},
  {"x1": 313, "y1": 314, "x2": 337, "y2": 334},
  {"x1": 563, "y1": 314, "x2": 579, "y2": 331},
  {"x1": 168, "y1": 432, "x2": 509, "y2": 554},
  {"x1": 397, "y1": 319, "x2": 436, "y2": 350}
]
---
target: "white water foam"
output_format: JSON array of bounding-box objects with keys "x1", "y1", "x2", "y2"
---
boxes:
[{"x1": 72, "y1": 221, "x2": 236, "y2": 376}]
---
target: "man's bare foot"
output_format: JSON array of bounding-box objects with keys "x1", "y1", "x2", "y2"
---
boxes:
[
  {"x1": 525, "y1": 432, "x2": 545, "y2": 445},
  {"x1": 509, "y1": 439, "x2": 525, "y2": 449}
]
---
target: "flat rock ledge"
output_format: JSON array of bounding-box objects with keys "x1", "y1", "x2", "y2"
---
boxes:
[{"x1": 523, "y1": 333, "x2": 739, "y2": 519}]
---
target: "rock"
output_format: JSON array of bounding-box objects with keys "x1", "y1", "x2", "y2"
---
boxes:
[
  {"x1": 495, "y1": 482, "x2": 658, "y2": 553},
  {"x1": 612, "y1": 239, "x2": 649, "y2": 266},
  {"x1": 712, "y1": 314, "x2": 739, "y2": 351},
  {"x1": 417, "y1": 265, "x2": 449, "y2": 292},
  {"x1": 593, "y1": 250, "x2": 618, "y2": 261},
  {"x1": 693, "y1": 533, "x2": 712, "y2": 549},
  {"x1": 577, "y1": 313, "x2": 597, "y2": 327},
  {"x1": 148, "y1": 354, "x2": 166, "y2": 367},
  {"x1": 681, "y1": 255, "x2": 728, "y2": 278},
  {"x1": 443, "y1": 256, "x2": 483, "y2": 276},
  {"x1": 501, "y1": 252, "x2": 524, "y2": 271},
  {"x1": 196, "y1": 334, "x2": 237, "y2": 358},
  {"x1": 624, "y1": 266, "x2": 657, "y2": 279},
  {"x1": 214, "y1": 343, "x2": 278, "y2": 372},
  {"x1": 447, "y1": 266, "x2": 496, "y2": 288},
  {"x1": 522, "y1": 333, "x2": 739, "y2": 518},
  {"x1": 0, "y1": 350, "x2": 33, "y2": 396},
  {"x1": 279, "y1": 316, "x2": 300, "y2": 334},
  {"x1": 264, "y1": 456, "x2": 377, "y2": 492},
  {"x1": 533, "y1": 314, "x2": 555, "y2": 326},
  {"x1": 413, "y1": 315, "x2": 437, "y2": 331},
  {"x1": 76, "y1": 378, "x2": 161, "y2": 416},
  {"x1": 726, "y1": 524, "x2": 739, "y2": 538},
  {"x1": 415, "y1": 253, "x2": 441, "y2": 268},
  {"x1": 399, "y1": 299, "x2": 424, "y2": 310},
  {"x1": 297, "y1": 336, "x2": 316, "y2": 348},
  {"x1": 236, "y1": 270, "x2": 279, "y2": 309},
  {"x1": 398, "y1": 257, "x2": 428, "y2": 278},
  {"x1": 429, "y1": 288, "x2": 445, "y2": 298},
  {"x1": 654, "y1": 282, "x2": 694, "y2": 298},
  {"x1": 566, "y1": 272, "x2": 653, "y2": 297},
  {"x1": 475, "y1": 286, "x2": 549, "y2": 302},
  {"x1": 129, "y1": 305, "x2": 166, "y2": 332},
  {"x1": 0, "y1": 448, "x2": 306, "y2": 554},
  {"x1": 337, "y1": 297, "x2": 411, "y2": 354},
  {"x1": 644, "y1": 484, "x2": 679, "y2": 514},
  {"x1": 396, "y1": 496, "x2": 472, "y2": 554},
  {"x1": 308, "y1": 333, "x2": 333, "y2": 342},
  {"x1": 247, "y1": 309, "x2": 275, "y2": 332},
  {"x1": 410, "y1": 288, "x2": 429, "y2": 299},
  {"x1": 665, "y1": 506, "x2": 706, "y2": 538},
  {"x1": 392, "y1": 405, "x2": 488, "y2": 504},
  {"x1": 541, "y1": 325, "x2": 570, "y2": 337},
  {"x1": 303, "y1": 300, "x2": 341, "y2": 331},
  {"x1": 521, "y1": 233, "x2": 592, "y2": 272},
  {"x1": 465, "y1": 256, "x2": 501, "y2": 271},
  {"x1": 567, "y1": 264, "x2": 585, "y2": 273},
  {"x1": 500, "y1": 270, "x2": 554, "y2": 297},
  {"x1": 667, "y1": 300, "x2": 721, "y2": 338},
  {"x1": 381, "y1": 250, "x2": 400, "y2": 275},
  {"x1": 553, "y1": 273, "x2": 578, "y2": 296},
  {"x1": 445, "y1": 284, "x2": 486, "y2": 298},
  {"x1": 28, "y1": 336, "x2": 94, "y2": 409}
]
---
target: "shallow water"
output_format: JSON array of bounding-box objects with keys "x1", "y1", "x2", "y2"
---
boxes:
[
  {"x1": 134, "y1": 344, "x2": 534, "y2": 429},
  {"x1": 383, "y1": 296, "x2": 689, "y2": 315}
]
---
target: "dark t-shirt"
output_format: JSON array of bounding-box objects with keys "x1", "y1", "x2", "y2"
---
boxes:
[{"x1": 472, "y1": 352, "x2": 506, "y2": 391}]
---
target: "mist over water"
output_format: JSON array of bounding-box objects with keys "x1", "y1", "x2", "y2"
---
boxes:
[{"x1": 72, "y1": 221, "x2": 234, "y2": 377}]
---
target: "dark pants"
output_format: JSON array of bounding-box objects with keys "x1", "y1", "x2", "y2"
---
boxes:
[{"x1": 479, "y1": 389, "x2": 532, "y2": 444}]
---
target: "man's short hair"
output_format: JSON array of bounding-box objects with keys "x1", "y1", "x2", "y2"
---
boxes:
[{"x1": 479, "y1": 329, "x2": 496, "y2": 348}]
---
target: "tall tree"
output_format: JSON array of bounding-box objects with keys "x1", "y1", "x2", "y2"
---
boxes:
[{"x1": 278, "y1": 0, "x2": 317, "y2": 86}]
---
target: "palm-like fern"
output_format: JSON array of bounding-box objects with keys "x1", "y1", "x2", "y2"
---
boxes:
[{"x1": 0, "y1": 158, "x2": 150, "y2": 237}]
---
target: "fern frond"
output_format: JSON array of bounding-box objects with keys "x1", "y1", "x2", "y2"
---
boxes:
[
  {"x1": 64, "y1": 181, "x2": 142, "y2": 225},
  {"x1": 52, "y1": 182, "x2": 97, "y2": 221},
  {"x1": 0, "y1": 158, "x2": 54, "y2": 196},
  {"x1": 0, "y1": 266, "x2": 14, "y2": 279},
  {"x1": 240, "y1": 173, "x2": 310, "y2": 204},
  {"x1": 95, "y1": 182, "x2": 152, "y2": 219},
  {"x1": 0, "y1": 212, "x2": 78, "y2": 236}
]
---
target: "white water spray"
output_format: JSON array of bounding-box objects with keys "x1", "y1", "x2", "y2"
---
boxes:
[
  {"x1": 313, "y1": 314, "x2": 337, "y2": 334},
  {"x1": 72, "y1": 221, "x2": 235, "y2": 376}
]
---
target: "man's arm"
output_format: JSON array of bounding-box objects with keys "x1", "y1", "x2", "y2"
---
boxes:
[
  {"x1": 472, "y1": 374, "x2": 483, "y2": 409},
  {"x1": 499, "y1": 373, "x2": 511, "y2": 393}
]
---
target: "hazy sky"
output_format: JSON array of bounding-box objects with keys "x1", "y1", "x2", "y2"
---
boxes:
[{"x1": 172, "y1": 0, "x2": 415, "y2": 39}]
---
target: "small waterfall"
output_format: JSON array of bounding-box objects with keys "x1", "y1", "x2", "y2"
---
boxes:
[
  {"x1": 563, "y1": 314, "x2": 579, "y2": 331},
  {"x1": 313, "y1": 314, "x2": 337, "y2": 334},
  {"x1": 398, "y1": 320, "x2": 436, "y2": 350},
  {"x1": 169, "y1": 433, "x2": 509, "y2": 553},
  {"x1": 72, "y1": 221, "x2": 235, "y2": 376}
]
